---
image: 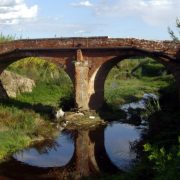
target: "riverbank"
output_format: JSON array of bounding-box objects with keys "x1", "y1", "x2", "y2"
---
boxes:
[
  {"x1": 99, "y1": 87, "x2": 180, "y2": 180},
  {"x1": 0, "y1": 104, "x2": 59, "y2": 162}
]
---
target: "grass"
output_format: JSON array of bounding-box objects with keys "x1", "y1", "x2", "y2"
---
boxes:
[
  {"x1": 0, "y1": 33, "x2": 14, "y2": 42},
  {"x1": 0, "y1": 104, "x2": 56, "y2": 161},
  {"x1": 7, "y1": 57, "x2": 74, "y2": 107},
  {"x1": 105, "y1": 58, "x2": 174, "y2": 106},
  {"x1": 16, "y1": 81, "x2": 73, "y2": 107}
]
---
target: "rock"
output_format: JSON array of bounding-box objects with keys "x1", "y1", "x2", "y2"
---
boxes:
[
  {"x1": 0, "y1": 70, "x2": 35, "y2": 97},
  {"x1": 55, "y1": 108, "x2": 65, "y2": 119},
  {"x1": 89, "y1": 116, "x2": 95, "y2": 119},
  {"x1": 75, "y1": 112, "x2": 84, "y2": 116}
]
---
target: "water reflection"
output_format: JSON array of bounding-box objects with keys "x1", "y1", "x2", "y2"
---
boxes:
[
  {"x1": 1, "y1": 121, "x2": 141, "y2": 179},
  {"x1": 14, "y1": 133, "x2": 75, "y2": 168},
  {"x1": 105, "y1": 122, "x2": 140, "y2": 171}
]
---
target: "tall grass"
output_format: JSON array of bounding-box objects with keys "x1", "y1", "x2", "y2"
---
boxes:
[
  {"x1": 0, "y1": 104, "x2": 56, "y2": 161},
  {"x1": 7, "y1": 57, "x2": 74, "y2": 107},
  {"x1": 0, "y1": 33, "x2": 15, "y2": 42},
  {"x1": 105, "y1": 58, "x2": 174, "y2": 105}
]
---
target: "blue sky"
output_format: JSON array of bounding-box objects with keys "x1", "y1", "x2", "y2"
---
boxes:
[{"x1": 0, "y1": 0, "x2": 180, "y2": 40}]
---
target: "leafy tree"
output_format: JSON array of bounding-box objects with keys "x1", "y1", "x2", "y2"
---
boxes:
[{"x1": 168, "y1": 18, "x2": 180, "y2": 42}]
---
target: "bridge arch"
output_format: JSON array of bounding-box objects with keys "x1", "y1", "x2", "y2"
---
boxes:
[
  {"x1": 0, "y1": 55, "x2": 75, "y2": 109},
  {"x1": 88, "y1": 49, "x2": 179, "y2": 110},
  {"x1": 0, "y1": 49, "x2": 76, "y2": 83}
]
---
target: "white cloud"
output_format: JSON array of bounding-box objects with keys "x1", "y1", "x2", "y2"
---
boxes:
[
  {"x1": 0, "y1": 0, "x2": 38, "y2": 25},
  {"x1": 93, "y1": 0, "x2": 180, "y2": 26},
  {"x1": 71, "y1": 0, "x2": 93, "y2": 7}
]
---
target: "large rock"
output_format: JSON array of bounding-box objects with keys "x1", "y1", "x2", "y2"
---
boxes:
[{"x1": 0, "y1": 70, "x2": 35, "y2": 98}]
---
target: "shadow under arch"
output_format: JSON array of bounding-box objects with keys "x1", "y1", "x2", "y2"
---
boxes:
[{"x1": 88, "y1": 48, "x2": 178, "y2": 110}]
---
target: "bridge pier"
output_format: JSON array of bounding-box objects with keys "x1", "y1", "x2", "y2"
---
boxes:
[{"x1": 74, "y1": 48, "x2": 90, "y2": 110}]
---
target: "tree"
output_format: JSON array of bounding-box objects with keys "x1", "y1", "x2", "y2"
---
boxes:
[{"x1": 168, "y1": 18, "x2": 180, "y2": 42}]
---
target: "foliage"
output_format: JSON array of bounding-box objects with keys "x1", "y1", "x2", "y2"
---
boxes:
[
  {"x1": 0, "y1": 104, "x2": 55, "y2": 161},
  {"x1": 8, "y1": 57, "x2": 70, "y2": 83},
  {"x1": 105, "y1": 57, "x2": 173, "y2": 105},
  {"x1": 8, "y1": 57, "x2": 74, "y2": 108},
  {"x1": 16, "y1": 81, "x2": 73, "y2": 107},
  {"x1": 142, "y1": 98, "x2": 161, "y2": 119},
  {"x1": 0, "y1": 33, "x2": 14, "y2": 42},
  {"x1": 144, "y1": 138, "x2": 180, "y2": 180},
  {"x1": 168, "y1": 18, "x2": 180, "y2": 42}
]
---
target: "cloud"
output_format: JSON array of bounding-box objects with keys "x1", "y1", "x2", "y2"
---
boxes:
[
  {"x1": 0, "y1": 0, "x2": 38, "y2": 25},
  {"x1": 93, "y1": 0, "x2": 180, "y2": 26},
  {"x1": 71, "y1": 0, "x2": 93, "y2": 7}
]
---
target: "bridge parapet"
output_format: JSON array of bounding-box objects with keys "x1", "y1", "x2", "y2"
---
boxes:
[{"x1": 0, "y1": 37, "x2": 179, "y2": 58}]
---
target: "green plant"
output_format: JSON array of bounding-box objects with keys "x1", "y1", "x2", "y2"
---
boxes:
[
  {"x1": 142, "y1": 98, "x2": 161, "y2": 119},
  {"x1": 168, "y1": 18, "x2": 180, "y2": 42},
  {"x1": 144, "y1": 138, "x2": 180, "y2": 180},
  {"x1": 0, "y1": 103, "x2": 56, "y2": 161},
  {"x1": 0, "y1": 33, "x2": 15, "y2": 42}
]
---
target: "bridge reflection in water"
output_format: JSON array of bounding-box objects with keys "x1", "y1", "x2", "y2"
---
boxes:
[{"x1": 0, "y1": 122, "x2": 141, "y2": 179}]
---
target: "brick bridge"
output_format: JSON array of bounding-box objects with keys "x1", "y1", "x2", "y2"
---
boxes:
[{"x1": 0, "y1": 37, "x2": 180, "y2": 110}]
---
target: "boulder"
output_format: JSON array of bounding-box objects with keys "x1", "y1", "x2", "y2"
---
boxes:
[{"x1": 0, "y1": 70, "x2": 35, "y2": 97}]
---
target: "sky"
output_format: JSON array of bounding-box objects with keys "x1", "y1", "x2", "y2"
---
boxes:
[{"x1": 0, "y1": 0, "x2": 180, "y2": 40}]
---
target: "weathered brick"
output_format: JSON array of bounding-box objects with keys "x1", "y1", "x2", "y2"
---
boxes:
[{"x1": 0, "y1": 37, "x2": 180, "y2": 110}]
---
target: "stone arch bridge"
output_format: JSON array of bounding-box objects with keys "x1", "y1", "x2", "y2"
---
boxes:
[{"x1": 0, "y1": 37, "x2": 180, "y2": 110}]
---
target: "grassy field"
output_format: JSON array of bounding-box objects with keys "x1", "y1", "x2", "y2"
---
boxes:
[
  {"x1": 0, "y1": 104, "x2": 56, "y2": 161},
  {"x1": 8, "y1": 57, "x2": 73, "y2": 107},
  {"x1": 105, "y1": 58, "x2": 174, "y2": 105}
]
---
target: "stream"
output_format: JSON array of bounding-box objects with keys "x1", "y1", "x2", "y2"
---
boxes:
[
  {"x1": 0, "y1": 94, "x2": 157, "y2": 179},
  {"x1": 0, "y1": 121, "x2": 142, "y2": 179}
]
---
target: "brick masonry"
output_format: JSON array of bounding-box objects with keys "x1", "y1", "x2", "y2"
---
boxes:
[{"x1": 0, "y1": 37, "x2": 180, "y2": 110}]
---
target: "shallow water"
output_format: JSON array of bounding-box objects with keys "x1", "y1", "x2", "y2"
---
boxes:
[
  {"x1": 6, "y1": 121, "x2": 142, "y2": 179},
  {"x1": 120, "y1": 93, "x2": 158, "y2": 112},
  {"x1": 105, "y1": 122, "x2": 140, "y2": 171},
  {"x1": 14, "y1": 133, "x2": 75, "y2": 168}
]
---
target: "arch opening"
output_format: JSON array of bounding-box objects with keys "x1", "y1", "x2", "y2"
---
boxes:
[
  {"x1": 105, "y1": 57, "x2": 176, "y2": 106},
  {"x1": 89, "y1": 52, "x2": 178, "y2": 111},
  {"x1": 0, "y1": 57, "x2": 75, "y2": 117}
]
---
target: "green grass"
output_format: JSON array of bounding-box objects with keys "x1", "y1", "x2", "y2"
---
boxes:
[
  {"x1": 0, "y1": 131, "x2": 31, "y2": 160},
  {"x1": 16, "y1": 81, "x2": 73, "y2": 107},
  {"x1": 105, "y1": 75, "x2": 174, "y2": 105},
  {"x1": 7, "y1": 57, "x2": 74, "y2": 107},
  {"x1": 105, "y1": 58, "x2": 174, "y2": 105},
  {"x1": 0, "y1": 104, "x2": 56, "y2": 161},
  {"x1": 0, "y1": 33, "x2": 14, "y2": 42}
]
